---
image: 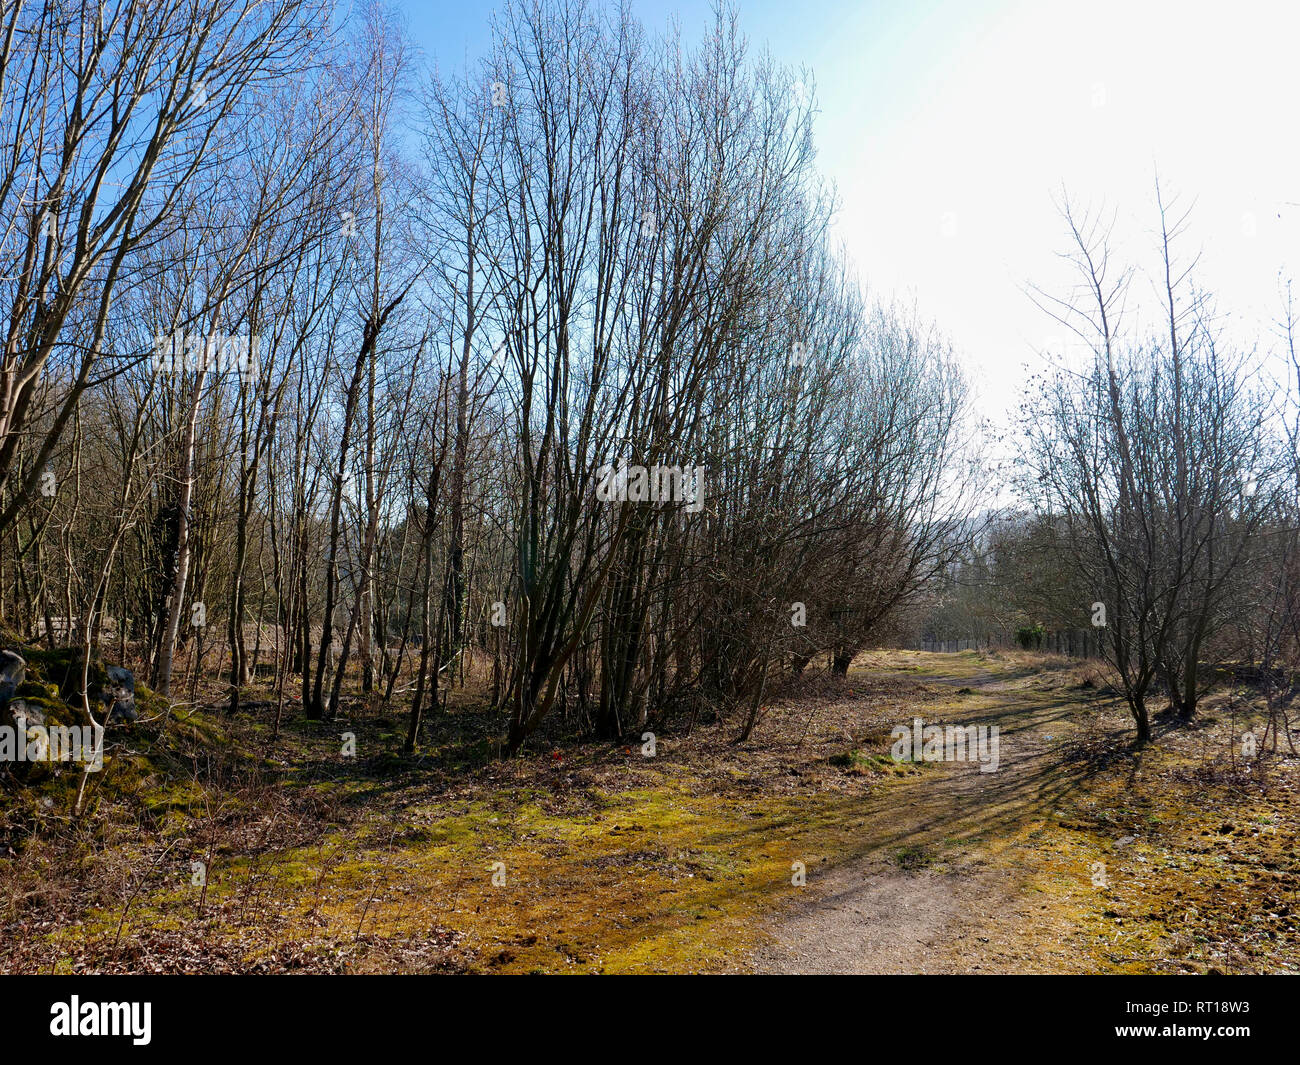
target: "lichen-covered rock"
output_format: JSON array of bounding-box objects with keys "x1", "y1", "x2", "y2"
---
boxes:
[
  {"x1": 104, "y1": 665, "x2": 137, "y2": 723},
  {"x1": 1, "y1": 696, "x2": 44, "y2": 734},
  {"x1": 0, "y1": 696, "x2": 46, "y2": 778},
  {"x1": 0, "y1": 649, "x2": 25, "y2": 710}
]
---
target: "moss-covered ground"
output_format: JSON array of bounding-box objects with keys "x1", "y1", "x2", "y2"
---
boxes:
[{"x1": 2, "y1": 647, "x2": 1296, "y2": 973}]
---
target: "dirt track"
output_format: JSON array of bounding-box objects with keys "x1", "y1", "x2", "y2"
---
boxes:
[{"x1": 753, "y1": 663, "x2": 1094, "y2": 973}]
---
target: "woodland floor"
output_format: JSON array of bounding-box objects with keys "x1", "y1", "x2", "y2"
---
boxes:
[{"x1": 1, "y1": 649, "x2": 1297, "y2": 974}]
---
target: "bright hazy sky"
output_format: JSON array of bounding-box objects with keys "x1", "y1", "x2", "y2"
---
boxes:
[{"x1": 406, "y1": 0, "x2": 1299, "y2": 427}]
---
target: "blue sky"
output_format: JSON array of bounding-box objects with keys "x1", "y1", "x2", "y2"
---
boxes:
[{"x1": 402, "y1": 0, "x2": 1299, "y2": 425}]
